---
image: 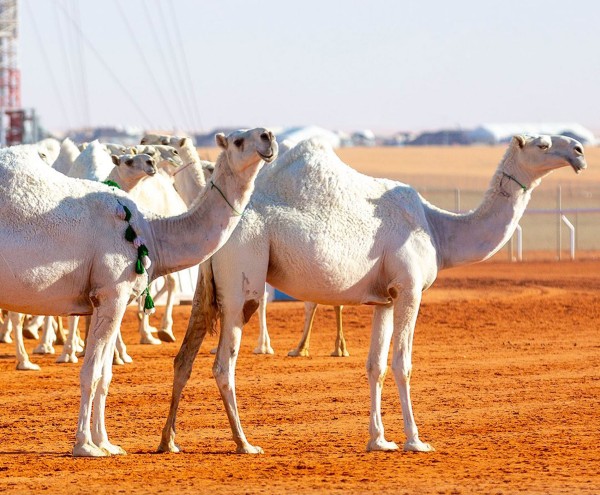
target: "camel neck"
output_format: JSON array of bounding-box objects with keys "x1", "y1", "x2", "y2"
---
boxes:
[
  {"x1": 427, "y1": 150, "x2": 535, "y2": 270},
  {"x1": 147, "y1": 153, "x2": 257, "y2": 279}
]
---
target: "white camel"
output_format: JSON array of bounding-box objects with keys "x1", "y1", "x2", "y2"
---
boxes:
[
  {"x1": 141, "y1": 133, "x2": 347, "y2": 357},
  {"x1": 0, "y1": 128, "x2": 277, "y2": 456},
  {"x1": 52, "y1": 138, "x2": 81, "y2": 174},
  {"x1": 158, "y1": 134, "x2": 586, "y2": 455}
]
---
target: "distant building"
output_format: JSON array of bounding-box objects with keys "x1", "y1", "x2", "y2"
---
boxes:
[
  {"x1": 468, "y1": 123, "x2": 597, "y2": 145},
  {"x1": 408, "y1": 129, "x2": 471, "y2": 146}
]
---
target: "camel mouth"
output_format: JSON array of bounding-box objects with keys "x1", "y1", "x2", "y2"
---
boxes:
[
  {"x1": 258, "y1": 151, "x2": 276, "y2": 163},
  {"x1": 570, "y1": 160, "x2": 587, "y2": 174}
]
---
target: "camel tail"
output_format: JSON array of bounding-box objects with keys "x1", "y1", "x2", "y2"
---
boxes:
[{"x1": 197, "y1": 259, "x2": 219, "y2": 336}]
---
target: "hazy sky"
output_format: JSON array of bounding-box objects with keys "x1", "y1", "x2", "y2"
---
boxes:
[{"x1": 19, "y1": 0, "x2": 600, "y2": 134}]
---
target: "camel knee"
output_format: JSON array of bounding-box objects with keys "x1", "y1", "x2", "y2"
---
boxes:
[
  {"x1": 391, "y1": 361, "x2": 412, "y2": 383},
  {"x1": 366, "y1": 359, "x2": 388, "y2": 383}
]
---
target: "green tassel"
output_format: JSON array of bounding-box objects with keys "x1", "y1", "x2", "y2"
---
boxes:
[
  {"x1": 137, "y1": 244, "x2": 149, "y2": 258},
  {"x1": 103, "y1": 180, "x2": 121, "y2": 189},
  {"x1": 125, "y1": 225, "x2": 137, "y2": 242},
  {"x1": 135, "y1": 258, "x2": 144, "y2": 274},
  {"x1": 144, "y1": 288, "x2": 155, "y2": 312},
  {"x1": 122, "y1": 205, "x2": 132, "y2": 222}
]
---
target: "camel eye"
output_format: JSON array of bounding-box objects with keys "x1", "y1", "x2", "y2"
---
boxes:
[
  {"x1": 125, "y1": 159, "x2": 134, "y2": 166},
  {"x1": 233, "y1": 138, "x2": 243, "y2": 148},
  {"x1": 173, "y1": 150, "x2": 178, "y2": 154},
  {"x1": 538, "y1": 144, "x2": 549, "y2": 150}
]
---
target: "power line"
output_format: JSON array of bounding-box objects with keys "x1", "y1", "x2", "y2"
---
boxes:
[
  {"x1": 23, "y1": 0, "x2": 71, "y2": 128},
  {"x1": 53, "y1": 1, "x2": 154, "y2": 129},
  {"x1": 167, "y1": 0, "x2": 203, "y2": 131},
  {"x1": 113, "y1": 0, "x2": 178, "y2": 129},
  {"x1": 141, "y1": 0, "x2": 192, "y2": 130}
]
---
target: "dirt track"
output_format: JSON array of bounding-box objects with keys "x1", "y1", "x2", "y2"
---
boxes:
[{"x1": 1, "y1": 260, "x2": 599, "y2": 494}]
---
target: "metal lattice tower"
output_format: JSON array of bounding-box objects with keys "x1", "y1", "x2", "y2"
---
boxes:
[{"x1": 0, "y1": 0, "x2": 19, "y2": 111}]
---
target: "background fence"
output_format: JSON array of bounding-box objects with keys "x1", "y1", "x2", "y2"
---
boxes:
[{"x1": 419, "y1": 184, "x2": 600, "y2": 261}]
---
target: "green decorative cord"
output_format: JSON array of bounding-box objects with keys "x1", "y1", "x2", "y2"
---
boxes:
[
  {"x1": 210, "y1": 180, "x2": 243, "y2": 216},
  {"x1": 502, "y1": 172, "x2": 527, "y2": 192},
  {"x1": 104, "y1": 179, "x2": 154, "y2": 310}
]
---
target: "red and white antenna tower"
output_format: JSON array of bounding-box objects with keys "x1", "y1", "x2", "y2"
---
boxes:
[{"x1": 0, "y1": 0, "x2": 22, "y2": 144}]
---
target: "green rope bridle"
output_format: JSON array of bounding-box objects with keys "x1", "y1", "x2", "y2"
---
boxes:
[
  {"x1": 103, "y1": 180, "x2": 155, "y2": 314},
  {"x1": 210, "y1": 180, "x2": 243, "y2": 216},
  {"x1": 501, "y1": 172, "x2": 528, "y2": 192}
]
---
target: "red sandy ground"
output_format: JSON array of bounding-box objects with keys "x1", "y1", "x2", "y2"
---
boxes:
[{"x1": 1, "y1": 260, "x2": 599, "y2": 494}]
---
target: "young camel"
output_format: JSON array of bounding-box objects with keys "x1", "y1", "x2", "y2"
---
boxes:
[
  {"x1": 0, "y1": 128, "x2": 277, "y2": 456},
  {"x1": 158, "y1": 134, "x2": 586, "y2": 455},
  {"x1": 142, "y1": 133, "x2": 347, "y2": 357}
]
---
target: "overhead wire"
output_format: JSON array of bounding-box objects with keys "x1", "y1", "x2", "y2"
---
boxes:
[
  {"x1": 53, "y1": 1, "x2": 155, "y2": 129},
  {"x1": 23, "y1": 0, "x2": 71, "y2": 129},
  {"x1": 113, "y1": 0, "x2": 178, "y2": 129},
  {"x1": 167, "y1": 0, "x2": 203, "y2": 131},
  {"x1": 156, "y1": 0, "x2": 196, "y2": 131},
  {"x1": 141, "y1": 0, "x2": 192, "y2": 131},
  {"x1": 70, "y1": 0, "x2": 91, "y2": 126},
  {"x1": 52, "y1": 0, "x2": 79, "y2": 126}
]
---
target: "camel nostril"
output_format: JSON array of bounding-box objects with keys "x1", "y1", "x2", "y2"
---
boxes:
[
  {"x1": 574, "y1": 145, "x2": 584, "y2": 155},
  {"x1": 260, "y1": 132, "x2": 270, "y2": 142}
]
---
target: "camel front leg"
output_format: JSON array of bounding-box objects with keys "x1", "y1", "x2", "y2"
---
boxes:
[
  {"x1": 73, "y1": 296, "x2": 128, "y2": 457},
  {"x1": 288, "y1": 301, "x2": 318, "y2": 357},
  {"x1": 91, "y1": 329, "x2": 126, "y2": 454},
  {"x1": 366, "y1": 305, "x2": 396, "y2": 451},
  {"x1": 253, "y1": 287, "x2": 273, "y2": 354},
  {"x1": 391, "y1": 289, "x2": 434, "y2": 452},
  {"x1": 330, "y1": 305, "x2": 349, "y2": 357},
  {"x1": 214, "y1": 310, "x2": 262, "y2": 454},
  {"x1": 158, "y1": 273, "x2": 177, "y2": 343},
  {"x1": 158, "y1": 293, "x2": 212, "y2": 453}
]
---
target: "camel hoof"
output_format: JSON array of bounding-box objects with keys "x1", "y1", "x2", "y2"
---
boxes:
[
  {"x1": 73, "y1": 442, "x2": 111, "y2": 457},
  {"x1": 366, "y1": 439, "x2": 399, "y2": 452},
  {"x1": 113, "y1": 354, "x2": 125, "y2": 366},
  {"x1": 23, "y1": 328, "x2": 39, "y2": 340},
  {"x1": 158, "y1": 329, "x2": 176, "y2": 343},
  {"x1": 0, "y1": 334, "x2": 12, "y2": 344},
  {"x1": 288, "y1": 348, "x2": 309, "y2": 357},
  {"x1": 140, "y1": 334, "x2": 162, "y2": 345},
  {"x1": 56, "y1": 352, "x2": 78, "y2": 364},
  {"x1": 33, "y1": 343, "x2": 55, "y2": 355},
  {"x1": 330, "y1": 349, "x2": 350, "y2": 357},
  {"x1": 253, "y1": 345, "x2": 274, "y2": 355},
  {"x1": 120, "y1": 353, "x2": 133, "y2": 364},
  {"x1": 404, "y1": 440, "x2": 435, "y2": 452},
  {"x1": 157, "y1": 440, "x2": 180, "y2": 453},
  {"x1": 236, "y1": 444, "x2": 264, "y2": 454},
  {"x1": 16, "y1": 361, "x2": 41, "y2": 371},
  {"x1": 96, "y1": 442, "x2": 127, "y2": 456}
]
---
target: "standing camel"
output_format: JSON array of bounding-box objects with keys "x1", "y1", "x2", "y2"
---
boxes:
[
  {"x1": 158, "y1": 134, "x2": 585, "y2": 455},
  {"x1": 0, "y1": 128, "x2": 277, "y2": 457}
]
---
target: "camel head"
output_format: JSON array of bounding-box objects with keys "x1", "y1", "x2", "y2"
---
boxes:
[
  {"x1": 132, "y1": 144, "x2": 183, "y2": 171},
  {"x1": 140, "y1": 134, "x2": 179, "y2": 147},
  {"x1": 111, "y1": 153, "x2": 157, "y2": 183},
  {"x1": 215, "y1": 128, "x2": 278, "y2": 174},
  {"x1": 510, "y1": 134, "x2": 586, "y2": 183}
]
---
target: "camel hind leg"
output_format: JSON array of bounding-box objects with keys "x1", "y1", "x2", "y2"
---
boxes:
[
  {"x1": 330, "y1": 305, "x2": 349, "y2": 357},
  {"x1": 253, "y1": 287, "x2": 273, "y2": 354},
  {"x1": 288, "y1": 302, "x2": 318, "y2": 357},
  {"x1": 13, "y1": 312, "x2": 40, "y2": 371},
  {"x1": 390, "y1": 288, "x2": 434, "y2": 452}
]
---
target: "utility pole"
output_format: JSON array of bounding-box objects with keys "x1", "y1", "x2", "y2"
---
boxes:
[{"x1": 0, "y1": 0, "x2": 21, "y2": 145}]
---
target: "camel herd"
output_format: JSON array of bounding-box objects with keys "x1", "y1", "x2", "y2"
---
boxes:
[{"x1": 0, "y1": 130, "x2": 586, "y2": 456}]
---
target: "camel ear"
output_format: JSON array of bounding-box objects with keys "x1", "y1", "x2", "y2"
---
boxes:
[
  {"x1": 215, "y1": 133, "x2": 228, "y2": 150},
  {"x1": 111, "y1": 154, "x2": 120, "y2": 166},
  {"x1": 513, "y1": 135, "x2": 527, "y2": 149},
  {"x1": 130, "y1": 147, "x2": 137, "y2": 155},
  {"x1": 179, "y1": 137, "x2": 187, "y2": 147}
]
